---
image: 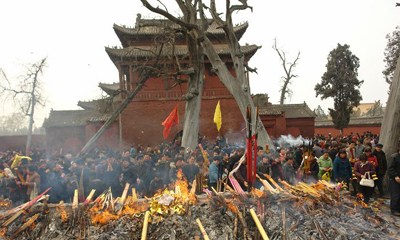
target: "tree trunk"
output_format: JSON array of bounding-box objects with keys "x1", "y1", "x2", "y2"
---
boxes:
[
  {"x1": 181, "y1": 45, "x2": 204, "y2": 150},
  {"x1": 380, "y1": 55, "x2": 400, "y2": 167},
  {"x1": 26, "y1": 72, "x2": 39, "y2": 155},
  {"x1": 280, "y1": 80, "x2": 290, "y2": 105},
  {"x1": 200, "y1": 36, "x2": 273, "y2": 148}
]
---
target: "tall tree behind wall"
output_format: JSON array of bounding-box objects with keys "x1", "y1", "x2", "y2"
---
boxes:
[{"x1": 0, "y1": 58, "x2": 47, "y2": 154}]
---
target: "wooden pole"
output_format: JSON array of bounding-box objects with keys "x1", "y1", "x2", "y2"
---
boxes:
[
  {"x1": 196, "y1": 218, "x2": 210, "y2": 240},
  {"x1": 141, "y1": 211, "x2": 150, "y2": 240},
  {"x1": 249, "y1": 208, "x2": 270, "y2": 240}
]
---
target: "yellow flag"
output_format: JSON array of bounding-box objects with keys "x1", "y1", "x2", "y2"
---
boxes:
[{"x1": 213, "y1": 100, "x2": 222, "y2": 132}]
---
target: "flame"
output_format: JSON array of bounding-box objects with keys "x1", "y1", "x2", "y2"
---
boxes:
[
  {"x1": 0, "y1": 199, "x2": 11, "y2": 209},
  {"x1": 88, "y1": 169, "x2": 197, "y2": 225},
  {"x1": 90, "y1": 210, "x2": 119, "y2": 225},
  {"x1": 354, "y1": 193, "x2": 369, "y2": 208},
  {"x1": 0, "y1": 227, "x2": 7, "y2": 237},
  {"x1": 56, "y1": 202, "x2": 69, "y2": 223}
]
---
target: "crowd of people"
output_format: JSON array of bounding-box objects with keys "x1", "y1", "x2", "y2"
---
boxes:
[{"x1": 1, "y1": 132, "x2": 400, "y2": 216}]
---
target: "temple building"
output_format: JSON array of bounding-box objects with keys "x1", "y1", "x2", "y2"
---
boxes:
[{"x1": 43, "y1": 16, "x2": 316, "y2": 154}]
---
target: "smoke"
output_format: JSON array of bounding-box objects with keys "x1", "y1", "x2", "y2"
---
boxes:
[{"x1": 275, "y1": 135, "x2": 311, "y2": 148}]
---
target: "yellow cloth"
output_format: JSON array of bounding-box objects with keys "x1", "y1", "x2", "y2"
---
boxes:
[
  {"x1": 11, "y1": 155, "x2": 32, "y2": 169},
  {"x1": 213, "y1": 100, "x2": 222, "y2": 132}
]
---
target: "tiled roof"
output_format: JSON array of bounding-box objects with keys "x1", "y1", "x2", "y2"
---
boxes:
[
  {"x1": 113, "y1": 20, "x2": 248, "y2": 37},
  {"x1": 315, "y1": 116, "x2": 383, "y2": 127},
  {"x1": 43, "y1": 110, "x2": 113, "y2": 128},
  {"x1": 98, "y1": 82, "x2": 120, "y2": 95},
  {"x1": 43, "y1": 110, "x2": 93, "y2": 128},
  {"x1": 259, "y1": 103, "x2": 316, "y2": 118},
  {"x1": 105, "y1": 44, "x2": 259, "y2": 61}
]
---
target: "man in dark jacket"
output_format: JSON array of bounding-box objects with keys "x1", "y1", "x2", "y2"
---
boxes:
[
  {"x1": 388, "y1": 149, "x2": 400, "y2": 216},
  {"x1": 333, "y1": 149, "x2": 352, "y2": 192},
  {"x1": 373, "y1": 143, "x2": 387, "y2": 197}
]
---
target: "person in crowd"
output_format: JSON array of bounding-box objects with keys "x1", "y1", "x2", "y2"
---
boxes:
[
  {"x1": 313, "y1": 142, "x2": 323, "y2": 158},
  {"x1": 333, "y1": 149, "x2": 353, "y2": 193},
  {"x1": 388, "y1": 148, "x2": 400, "y2": 216},
  {"x1": 354, "y1": 154, "x2": 375, "y2": 204},
  {"x1": 102, "y1": 154, "x2": 122, "y2": 196},
  {"x1": 373, "y1": 143, "x2": 387, "y2": 197},
  {"x1": 294, "y1": 144, "x2": 304, "y2": 170},
  {"x1": 154, "y1": 153, "x2": 170, "y2": 186},
  {"x1": 121, "y1": 158, "x2": 137, "y2": 186},
  {"x1": 182, "y1": 155, "x2": 200, "y2": 183},
  {"x1": 169, "y1": 156, "x2": 184, "y2": 183},
  {"x1": 302, "y1": 153, "x2": 319, "y2": 183},
  {"x1": 346, "y1": 141, "x2": 357, "y2": 167},
  {"x1": 208, "y1": 155, "x2": 221, "y2": 191},
  {"x1": 317, "y1": 150, "x2": 333, "y2": 181},
  {"x1": 257, "y1": 154, "x2": 271, "y2": 175},
  {"x1": 328, "y1": 142, "x2": 339, "y2": 164},
  {"x1": 21, "y1": 165, "x2": 41, "y2": 201},
  {"x1": 283, "y1": 156, "x2": 296, "y2": 185},
  {"x1": 355, "y1": 139, "x2": 365, "y2": 158},
  {"x1": 47, "y1": 163, "x2": 69, "y2": 203},
  {"x1": 149, "y1": 173, "x2": 164, "y2": 196}
]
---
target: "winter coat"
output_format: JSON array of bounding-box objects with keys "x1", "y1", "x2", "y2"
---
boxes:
[{"x1": 333, "y1": 156, "x2": 352, "y2": 181}]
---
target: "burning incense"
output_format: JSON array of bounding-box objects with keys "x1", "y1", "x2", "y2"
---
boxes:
[
  {"x1": 141, "y1": 211, "x2": 150, "y2": 240},
  {"x1": 196, "y1": 218, "x2": 210, "y2": 240},
  {"x1": 73, "y1": 189, "x2": 79, "y2": 210},
  {"x1": 84, "y1": 189, "x2": 96, "y2": 204},
  {"x1": 249, "y1": 208, "x2": 269, "y2": 240}
]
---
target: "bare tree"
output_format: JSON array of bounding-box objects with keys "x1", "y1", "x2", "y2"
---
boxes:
[
  {"x1": 272, "y1": 39, "x2": 300, "y2": 105},
  {"x1": 141, "y1": 0, "x2": 273, "y2": 148},
  {"x1": 0, "y1": 58, "x2": 47, "y2": 154}
]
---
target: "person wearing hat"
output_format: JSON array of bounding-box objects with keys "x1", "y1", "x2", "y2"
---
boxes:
[
  {"x1": 333, "y1": 149, "x2": 352, "y2": 191},
  {"x1": 208, "y1": 155, "x2": 221, "y2": 191},
  {"x1": 373, "y1": 143, "x2": 387, "y2": 197}
]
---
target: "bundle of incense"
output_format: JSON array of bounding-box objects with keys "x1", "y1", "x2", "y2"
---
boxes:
[
  {"x1": 72, "y1": 189, "x2": 79, "y2": 210},
  {"x1": 250, "y1": 208, "x2": 270, "y2": 240},
  {"x1": 141, "y1": 211, "x2": 150, "y2": 240},
  {"x1": 229, "y1": 176, "x2": 246, "y2": 194},
  {"x1": 196, "y1": 218, "x2": 210, "y2": 240},
  {"x1": 84, "y1": 189, "x2": 96, "y2": 204}
]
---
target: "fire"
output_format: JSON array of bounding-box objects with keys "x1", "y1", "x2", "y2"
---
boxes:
[
  {"x1": 90, "y1": 209, "x2": 119, "y2": 225},
  {"x1": 355, "y1": 193, "x2": 369, "y2": 208},
  {"x1": 0, "y1": 200, "x2": 11, "y2": 209},
  {"x1": 56, "y1": 202, "x2": 68, "y2": 223},
  {"x1": 0, "y1": 227, "x2": 7, "y2": 237},
  {"x1": 88, "y1": 169, "x2": 197, "y2": 225}
]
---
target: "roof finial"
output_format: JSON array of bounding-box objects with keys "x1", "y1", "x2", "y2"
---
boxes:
[{"x1": 135, "y1": 13, "x2": 141, "y2": 28}]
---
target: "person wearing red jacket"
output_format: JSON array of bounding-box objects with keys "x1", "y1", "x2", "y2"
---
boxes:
[{"x1": 354, "y1": 154, "x2": 375, "y2": 204}]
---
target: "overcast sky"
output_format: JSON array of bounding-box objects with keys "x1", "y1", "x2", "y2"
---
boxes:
[{"x1": 0, "y1": 0, "x2": 399, "y2": 127}]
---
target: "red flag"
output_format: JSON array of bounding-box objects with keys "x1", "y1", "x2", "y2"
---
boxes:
[{"x1": 161, "y1": 105, "x2": 179, "y2": 139}]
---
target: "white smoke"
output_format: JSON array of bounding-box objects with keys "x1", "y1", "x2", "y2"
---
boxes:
[{"x1": 275, "y1": 135, "x2": 312, "y2": 148}]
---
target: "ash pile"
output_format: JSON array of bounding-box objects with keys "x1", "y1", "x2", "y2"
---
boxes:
[{"x1": 0, "y1": 176, "x2": 399, "y2": 240}]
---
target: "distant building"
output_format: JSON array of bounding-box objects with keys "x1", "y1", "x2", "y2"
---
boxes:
[{"x1": 314, "y1": 102, "x2": 384, "y2": 136}]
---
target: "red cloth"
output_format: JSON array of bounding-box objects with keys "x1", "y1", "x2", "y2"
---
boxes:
[{"x1": 161, "y1": 105, "x2": 179, "y2": 139}]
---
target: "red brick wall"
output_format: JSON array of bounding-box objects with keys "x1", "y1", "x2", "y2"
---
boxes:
[
  {"x1": 0, "y1": 135, "x2": 46, "y2": 152},
  {"x1": 286, "y1": 118, "x2": 315, "y2": 138},
  {"x1": 45, "y1": 126, "x2": 86, "y2": 155},
  {"x1": 315, "y1": 125, "x2": 381, "y2": 137},
  {"x1": 85, "y1": 122, "x2": 120, "y2": 149},
  {"x1": 120, "y1": 97, "x2": 245, "y2": 147}
]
